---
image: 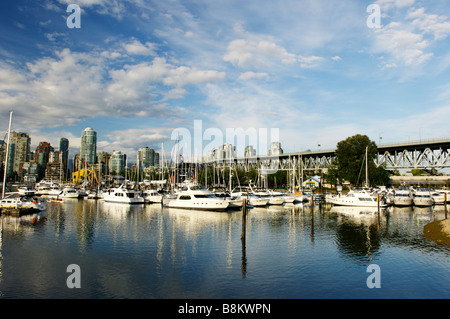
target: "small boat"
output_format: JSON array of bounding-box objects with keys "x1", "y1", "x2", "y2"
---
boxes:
[
  {"x1": 143, "y1": 189, "x2": 163, "y2": 203},
  {"x1": 231, "y1": 187, "x2": 268, "y2": 207},
  {"x1": 60, "y1": 187, "x2": 81, "y2": 199},
  {"x1": 101, "y1": 185, "x2": 144, "y2": 204},
  {"x1": 163, "y1": 184, "x2": 229, "y2": 211}
]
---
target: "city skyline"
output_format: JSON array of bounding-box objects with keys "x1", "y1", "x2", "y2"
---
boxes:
[{"x1": 1, "y1": 1, "x2": 450, "y2": 161}]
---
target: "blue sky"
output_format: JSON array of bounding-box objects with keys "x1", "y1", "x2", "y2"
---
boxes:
[{"x1": 1, "y1": 0, "x2": 450, "y2": 162}]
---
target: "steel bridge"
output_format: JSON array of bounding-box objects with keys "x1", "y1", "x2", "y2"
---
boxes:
[{"x1": 203, "y1": 138, "x2": 450, "y2": 172}]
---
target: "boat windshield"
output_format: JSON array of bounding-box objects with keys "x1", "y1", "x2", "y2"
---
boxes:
[{"x1": 193, "y1": 194, "x2": 216, "y2": 199}]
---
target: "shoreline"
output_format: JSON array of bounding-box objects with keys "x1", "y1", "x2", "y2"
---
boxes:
[{"x1": 423, "y1": 218, "x2": 450, "y2": 246}]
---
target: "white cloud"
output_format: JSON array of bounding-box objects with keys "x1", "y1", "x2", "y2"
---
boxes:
[
  {"x1": 406, "y1": 7, "x2": 450, "y2": 40},
  {"x1": 123, "y1": 39, "x2": 158, "y2": 56},
  {"x1": 374, "y1": 22, "x2": 433, "y2": 66},
  {"x1": 238, "y1": 72, "x2": 269, "y2": 80},
  {"x1": 376, "y1": 0, "x2": 415, "y2": 11},
  {"x1": 56, "y1": 0, "x2": 125, "y2": 19},
  {"x1": 223, "y1": 38, "x2": 324, "y2": 70},
  {"x1": 0, "y1": 42, "x2": 226, "y2": 130},
  {"x1": 370, "y1": 4, "x2": 450, "y2": 71}
]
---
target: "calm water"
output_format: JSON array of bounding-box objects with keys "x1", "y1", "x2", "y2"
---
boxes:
[{"x1": 0, "y1": 199, "x2": 449, "y2": 299}]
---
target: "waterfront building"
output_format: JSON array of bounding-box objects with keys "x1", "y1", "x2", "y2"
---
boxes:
[
  {"x1": 97, "y1": 151, "x2": 111, "y2": 173},
  {"x1": 208, "y1": 143, "x2": 236, "y2": 161},
  {"x1": 245, "y1": 145, "x2": 256, "y2": 158},
  {"x1": 0, "y1": 140, "x2": 5, "y2": 173},
  {"x1": 137, "y1": 147, "x2": 156, "y2": 168},
  {"x1": 60, "y1": 138, "x2": 69, "y2": 180},
  {"x1": 80, "y1": 127, "x2": 97, "y2": 165},
  {"x1": 268, "y1": 142, "x2": 283, "y2": 156},
  {"x1": 109, "y1": 151, "x2": 126, "y2": 174},
  {"x1": 9, "y1": 132, "x2": 31, "y2": 176},
  {"x1": 35, "y1": 142, "x2": 54, "y2": 179},
  {"x1": 154, "y1": 152, "x2": 160, "y2": 167}
]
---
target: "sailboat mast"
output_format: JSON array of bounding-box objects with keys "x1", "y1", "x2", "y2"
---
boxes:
[
  {"x1": 2, "y1": 111, "x2": 13, "y2": 199},
  {"x1": 365, "y1": 146, "x2": 369, "y2": 188}
]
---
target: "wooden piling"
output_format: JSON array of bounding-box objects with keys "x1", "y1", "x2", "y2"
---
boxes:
[
  {"x1": 445, "y1": 193, "x2": 448, "y2": 220},
  {"x1": 241, "y1": 198, "x2": 248, "y2": 278},
  {"x1": 377, "y1": 194, "x2": 381, "y2": 232},
  {"x1": 241, "y1": 198, "x2": 247, "y2": 241}
]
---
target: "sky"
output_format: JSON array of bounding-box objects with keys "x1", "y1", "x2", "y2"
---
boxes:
[{"x1": 1, "y1": 0, "x2": 450, "y2": 163}]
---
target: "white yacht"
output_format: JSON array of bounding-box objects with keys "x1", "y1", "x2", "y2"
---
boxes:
[
  {"x1": 430, "y1": 191, "x2": 446, "y2": 205},
  {"x1": 1, "y1": 193, "x2": 46, "y2": 213},
  {"x1": 163, "y1": 184, "x2": 229, "y2": 211},
  {"x1": 60, "y1": 187, "x2": 81, "y2": 199},
  {"x1": 143, "y1": 189, "x2": 163, "y2": 203},
  {"x1": 413, "y1": 189, "x2": 434, "y2": 207},
  {"x1": 36, "y1": 182, "x2": 62, "y2": 197},
  {"x1": 18, "y1": 186, "x2": 36, "y2": 197},
  {"x1": 231, "y1": 187, "x2": 269, "y2": 207},
  {"x1": 269, "y1": 190, "x2": 296, "y2": 204},
  {"x1": 101, "y1": 185, "x2": 144, "y2": 204},
  {"x1": 328, "y1": 189, "x2": 385, "y2": 208},
  {"x1": 250, "y1": 187, "x2": 284, "y2": 205},
  {"x1": 393, "y1": 186, "x2": 413, "y2": 207}
]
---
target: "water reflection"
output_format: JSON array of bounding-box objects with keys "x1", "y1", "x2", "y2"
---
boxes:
[{"x1": 0, "y1": 199, "x2": 448, "y2": 298}]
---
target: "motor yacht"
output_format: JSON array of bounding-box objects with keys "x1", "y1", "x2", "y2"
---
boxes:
[
  {"x1": 60, "y1": 187, "x2": 81, "y2": 199},
  {"x1": 328, "y1": 189, "x2": 385, "y2": 208},
  {"x1": 143, "y1": 189, "x2": 163, "y2": 203},
  {"x1": 163, "y1": 184, "x2": 229, "y2": 211},
  {"x1": 101, "y1": 185, "x2": 144, "y2": 204},
  {"x1": 413, "y1": 189, "x2": 434, "y2": 207},
  {"x1": 393, "y1": 186, "x2": 413, "y2": 207},
  {"x1": 231, "y1": 187, "x2": 269, "y2": 207}
]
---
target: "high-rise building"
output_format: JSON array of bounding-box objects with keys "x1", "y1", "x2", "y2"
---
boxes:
[
  {"x1": 268, "y1": 142, "x2": 283, "y2": 156},
  {"x1": 207, "y1": 143, "x2": 236, "y2": 161},
  {"x1": 60, "y1": 137, "x2": 69, "y2": 179},
  {"x1": 154, "y1": 152, "x2": 160, "y2": 167},
  {"x1": 9, "y1": 132, "x2": 30, "y2": 175},
  {"x1": 245, "y1": 145, "x2": 256, "y2": 158},
  {"x1": 80, "y1": 127, "x2": 97, "y2": 165},
  {"x1": 137, "y1": 147, "x2": 156, "y2": 168},
  {"x1": 35, "y1": 142, "x2": 54, "y2": 179},
  {"x1": 109, "y1": 151, "x2": 126, "y2": 174},
  {"x1": 35, "y1": 142, "x2": 53, "y2": 166}
]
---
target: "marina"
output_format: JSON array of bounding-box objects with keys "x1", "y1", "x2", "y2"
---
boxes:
[
  {"x1": 0, "y1": 195, "x2": 449, "y2": 299},
  {"x1": 2, "y1": 0, "x2": 450, "y2": 302}
]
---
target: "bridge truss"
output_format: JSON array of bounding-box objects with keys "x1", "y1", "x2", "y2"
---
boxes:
[{"x1": 204, "y1": 138, "x2": 450, "y2": 173}]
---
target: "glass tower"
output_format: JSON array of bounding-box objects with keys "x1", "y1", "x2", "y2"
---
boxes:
[{"x1": 80, "y1": 127, "x2": 97, "y2": 164}]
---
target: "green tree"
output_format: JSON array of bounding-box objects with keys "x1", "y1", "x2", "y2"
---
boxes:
[{"x1": 335, "y1": 134, "x2": 390, "y2": 186}]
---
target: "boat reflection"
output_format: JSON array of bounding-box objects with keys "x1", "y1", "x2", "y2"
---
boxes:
[{"x1": 330, "y1": 205, "x2": 383, "y2": 216}]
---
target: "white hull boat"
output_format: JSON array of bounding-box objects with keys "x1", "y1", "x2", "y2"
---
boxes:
[
  {"x1": 143, "y1": 189, "x2": 163, "y2": 203},
  {"x1": 413, "y1": 189, "x2": 434, "y2": 207},
  {"x1": 163, "y1": 185, "x2": 229, "y2": 211},
  {"x1": 393, "y1": 187, "x2": 413, "y2": 207},
  {"x1": 1, "y1": 193, "x2": 46, "y2": 213},
  {"x1": 101, "y1": 186, "x2": 144, "y2": 204},
  {"x1": 329, "y1": 189, "x2": 385, "y2": 208},
  {"x1": 60, "y1": 187, "x2": 81, "y2": 199}
]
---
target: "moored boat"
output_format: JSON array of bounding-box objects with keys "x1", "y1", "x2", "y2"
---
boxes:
[
  {"x1": 163, "y1": 184, "x2": 229, "y2": 211},
  {"x1": 413, "y1": 188, "x2": 434, "y2": 207},
  {"x1": 101, "y1": 185, "x2": 144, "y2": 204}
]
